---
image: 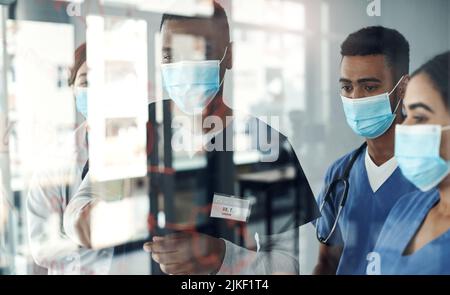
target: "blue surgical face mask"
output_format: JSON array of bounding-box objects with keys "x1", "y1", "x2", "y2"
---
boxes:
[
  {"x1": 395, "y1": 124, "x2": 450, "y2": 192},
  {"x1": 341, "y1": 76, "x2": 405, "y2": 139},
  {"x1": 75, "y1": 87, "x2": 88, "y2": 118},
  {"x1": 161, "y1": 47, "x2": 228, "y2": 115}
]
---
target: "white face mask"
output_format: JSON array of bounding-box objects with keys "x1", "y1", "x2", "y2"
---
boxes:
[
  {"x1": 340, "y1": 76, "x2": 405, "y2": 139},
  {"x1": 75, "y1": 87, "x2": 88, "y2": 118},
  {"x1": 395, "y1": 124, "x2": 450, "y2": 191},
  {"x1": 161, "y1": 47, "x2": 228, "y2": 115}
]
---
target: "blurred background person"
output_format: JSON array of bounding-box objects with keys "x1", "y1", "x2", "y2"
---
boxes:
[
  {"x1": 67, "y1": 1, "x2": 320, "y2": 275},
  {"x1": 27, "y1": 43, "x2": 114, "y2": 275}
]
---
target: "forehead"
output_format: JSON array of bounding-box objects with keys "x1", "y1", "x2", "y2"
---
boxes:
[
  {"x1": 340, "y1": 55, "x2": 392, "y2": 81},
  {"x1": 404, "y1": 73, "x2": 444, "y2": 107},
  {"x1": 161, "y1": 19, "x2": 224, "y2": 47}
]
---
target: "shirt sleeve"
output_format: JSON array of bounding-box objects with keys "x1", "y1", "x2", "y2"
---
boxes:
[
  {"x1": 216, "y1": 229, "x2": 299, "y2": 275},
  {"x1": 63, "y1": 173, "x2": 99, "y2": 246},
  {"x1": 26, "y1": 171, "x2": 81, "y2": 269}
]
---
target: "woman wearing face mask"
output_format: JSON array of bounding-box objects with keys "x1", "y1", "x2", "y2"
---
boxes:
[
  {"x1": 27, "y1": 43, "x2": 113, "y2": 275},
  {"x1": 368, "y1": 51, "x2": 450, "y2": 274}
]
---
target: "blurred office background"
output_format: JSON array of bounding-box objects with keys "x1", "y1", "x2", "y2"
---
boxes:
[{"x1": 0, "y1": 0, "x2": 449, "y2": 274}]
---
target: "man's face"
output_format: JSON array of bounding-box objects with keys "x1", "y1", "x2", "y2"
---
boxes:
[
  {"x1": 161, "y1": 19, "x2": 230, "y2": 77},
  {"x1": 339, "y1": 55, "x2": 396, "y2": 102},
  {"x1": 160, "y1": 18, "x2": 232, "y2": 118}
]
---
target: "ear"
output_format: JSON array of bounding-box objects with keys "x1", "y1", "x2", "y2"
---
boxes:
[
  {"x1": 225, "y1": 42, "x2": 233, "y2": 70},
  {"x1": 398, "y1": 74, "x2": 410, "y2": 99}
]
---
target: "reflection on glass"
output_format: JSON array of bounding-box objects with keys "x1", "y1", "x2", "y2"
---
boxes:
[
  {"x1": 86, "y1": 16, "x2": 148, "y2": 182},
  {"x1": 88, "y1": 178, "x2": 149, "y2": 249},
  {"x1": 232, "y1": 29, "x2": 305, "y2": 138},
  {"x1": 101, "y1": 0, "x2": 214, "y2": 16},
  {"x1": 232, "y1": 0, "x2": 305, "y2": 31},
  {"x1": 6, "y1": 20, "x2": 75, "y2": 188}
]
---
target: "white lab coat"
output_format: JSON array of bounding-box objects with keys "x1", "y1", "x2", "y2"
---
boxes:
[
  {"x1": 61, "y1": 122, "x2": 301, "y2": 275},
  {"x1": 26, "y1": 122, "x2": 113, "y2": 275},
  {"x1": 64, "y1": 181, "x2": 300, "y2": 275}
]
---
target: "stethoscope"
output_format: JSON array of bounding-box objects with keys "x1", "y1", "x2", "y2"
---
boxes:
[{"x1": 316, "y1": 142, "x2": 368, "y2": 245}]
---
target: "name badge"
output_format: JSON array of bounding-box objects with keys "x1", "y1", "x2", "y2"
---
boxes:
[{"x1": 210, "y1": 194, "x2": 251, "y2": 222}]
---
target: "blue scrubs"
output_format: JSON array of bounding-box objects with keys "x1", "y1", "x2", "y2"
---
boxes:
[
  {"x1": 371, "y1": 189, "x2": 450, "y2": 274},
  {"x1": 315, "y1": 146, "x2": 417, "y2": 274}
]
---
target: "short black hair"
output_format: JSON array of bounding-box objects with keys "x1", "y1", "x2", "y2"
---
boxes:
[
  {"x1": 341, "y1": 26, "x2": 410, "y2": 82},
  {"x1": 159, "y1": 1, "x2": 230, "y2": 43},
  {"x1": 412, "y1": 51, "x2": 450, "y2": 108}
]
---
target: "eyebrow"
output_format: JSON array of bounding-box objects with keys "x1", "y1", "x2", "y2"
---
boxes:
[
  {"x1": 77, "y1": 73, "x2": 87, "y2": 81},
  {"x1": 408, "y1": 102, "x2": 435, "y2": 113},
  {"x1": 339, "y1": 77, "x2": 382, "y2": 84},
  {"x1": 339, "y1": 78, "x2": 352, "y2": 83}
]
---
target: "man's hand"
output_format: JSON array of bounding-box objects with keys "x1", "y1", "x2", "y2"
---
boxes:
[
  {"x1": 143, "y1": 232, "x2": 226, "y2": 275},
  {"x1": 74, "y1": 202, "x2": 96, "y2": 248},
  {"x1": 313, "y1": 244, "x2": 343, "y2": 275}
]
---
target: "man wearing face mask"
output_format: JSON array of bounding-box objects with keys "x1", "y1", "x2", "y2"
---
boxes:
[
  {"x1": 313, "y1": 26, "x2": 419, "y2": 275},
  {"x1": 65, "y1": 1, "x2": 319, "y2": 275},
  {"x1": 142, "y1": 1, "x2": 320, "y2": 275}
]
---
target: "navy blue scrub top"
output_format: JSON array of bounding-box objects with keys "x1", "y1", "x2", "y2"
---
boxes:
[
  {"x1": 315, "y1": 146, "x2": 417, "y2": 274},
  {"x1": 372, "y1": 189, "x2": 450, "y2": 275}
]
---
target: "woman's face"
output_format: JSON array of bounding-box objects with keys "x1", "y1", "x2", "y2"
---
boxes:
[
  {"x1": 403, "y1": 73, "x2": 450, "y2": 162},
  {"x1": 73, "y1": 62, "x2": 88, "y2": 89},
  {"x1": 73, "y1": 62, "x2": 88, "y2": 120}
]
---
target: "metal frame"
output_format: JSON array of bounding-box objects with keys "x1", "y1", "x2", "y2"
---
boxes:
[{"x1": 0, "y1": 2, "x2": 15, "y2": 275}]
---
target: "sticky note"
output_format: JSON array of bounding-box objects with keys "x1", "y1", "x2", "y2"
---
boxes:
[{"x1": 210, "y1": 194, "x2": 251, "y2": 222}]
